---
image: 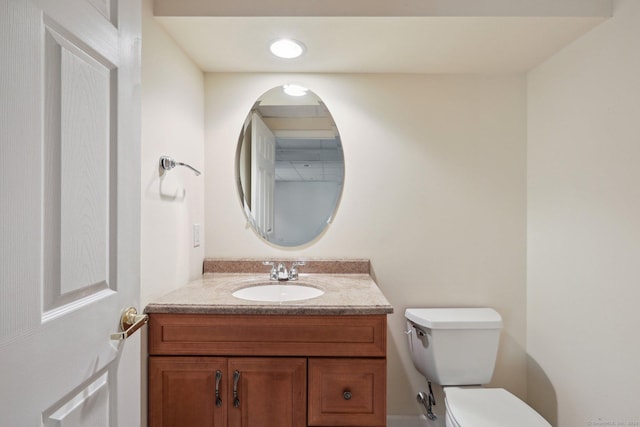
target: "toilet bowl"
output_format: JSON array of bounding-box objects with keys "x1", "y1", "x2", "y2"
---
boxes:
[
  {"x1": 405, "y1": 308, "x2": 551, "y2": 427},
  {"x1": 444, "y1": 387, "x2": 550, "y2": 427}
]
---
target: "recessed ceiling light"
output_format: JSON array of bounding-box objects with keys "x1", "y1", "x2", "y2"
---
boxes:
[
  {"x1": 270, "y1": 39, "x2": 305, "y2": 59},
  {"x1": 283, "y1": 84, "x2": 308, "y2": 97}
]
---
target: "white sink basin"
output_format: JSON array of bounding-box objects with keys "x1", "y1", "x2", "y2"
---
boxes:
[{"x1": 232, "y1": 283, "x2": 324, "y2": 302}]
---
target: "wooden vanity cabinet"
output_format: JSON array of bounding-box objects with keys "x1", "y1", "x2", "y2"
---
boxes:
[{"x1": 148, "y1": 313, "x2": 387, "y2": 427}]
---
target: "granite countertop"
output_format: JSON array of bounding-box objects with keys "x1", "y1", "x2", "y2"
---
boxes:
[{"x1": 145, "y1": 259, "x2": 393, "y2": 315}]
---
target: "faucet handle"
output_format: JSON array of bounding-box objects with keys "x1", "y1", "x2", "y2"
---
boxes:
[
  {"x1": 288, "y1": 261, "x2": 305, "y2": 280},
  {"x1": 262, "y1": 261, "x2": 278, "y2": 281}
]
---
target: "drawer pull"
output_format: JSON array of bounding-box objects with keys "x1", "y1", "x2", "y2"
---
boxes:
[
  {"x1": 343, "y1": 390, "x2": 352, "y2": 400},
  {"x1": 215, "y1": 370, "x2": 222, "y2": 407},
  {"x1": 233, "y1": 370, "x2": 241, "y2": 407}
]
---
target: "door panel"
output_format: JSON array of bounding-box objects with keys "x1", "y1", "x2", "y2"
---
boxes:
[
  {"x1": 43, "y1": 372, "x2": 111, "y2": 427},
  {"x1": 0, "y1": 0, "x2": 141, "y2": 425},
  {"x1": 250, "y1": 112, "x2": 275, "y2": 237},
  {"x1": 42, "y1": 16, "x2": 116, "y2": 315}
]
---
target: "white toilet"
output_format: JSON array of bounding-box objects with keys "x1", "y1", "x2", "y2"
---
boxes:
[{"x1": 405, "y1": 308, "x2": 551, "y2": 427}]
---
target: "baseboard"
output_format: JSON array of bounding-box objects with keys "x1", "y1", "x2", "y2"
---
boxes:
[{"x1": 387, "y1": 414, "x2": 443, "y2": 427}]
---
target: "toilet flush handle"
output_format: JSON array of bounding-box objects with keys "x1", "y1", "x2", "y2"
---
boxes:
[{"x1": 405, "y1": 324, "x2": 427, "y2": 337}]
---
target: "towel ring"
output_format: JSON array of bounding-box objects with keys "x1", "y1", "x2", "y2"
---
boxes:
[{"x1": 159, "y1": 155, "x2": 201, "y2": 176}]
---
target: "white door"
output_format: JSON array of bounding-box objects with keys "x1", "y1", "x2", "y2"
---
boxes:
[
  {"x1": 251, "y1": 112, "x2": 276, "y2": 238},
  {"x1": 0, "y1": 0, "x2": 141, "y2": 425}
]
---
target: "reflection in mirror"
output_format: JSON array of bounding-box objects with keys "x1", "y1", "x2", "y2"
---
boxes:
[{"x1": 236, "y1": 85, "x2": 344, "y2": 247}]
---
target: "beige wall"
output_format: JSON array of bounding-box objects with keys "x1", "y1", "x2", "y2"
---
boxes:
[
  {"x1": 141, "y1": 4, "x2": 205, "y2": 424},
  {"x1": 204, "y1": 73, "x2": 527, "y2": 416},
  {"x1": 527, "y1": 1, "x2": 640, "y2": 426},
  {"x1": 141, "y1": 0, "x2": 205, "y2": 305},
  {"x1": 141, "y1": 2, "x2": 640, "y2": 423}
]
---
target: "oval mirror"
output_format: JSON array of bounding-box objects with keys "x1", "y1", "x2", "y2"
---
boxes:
[{"x1": 236, "y1": 85, "x2": 344, "y2": 247}]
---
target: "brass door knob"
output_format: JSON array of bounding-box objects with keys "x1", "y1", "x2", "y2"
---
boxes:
[{"x1": 110, "y1": 307, "x2": 148, "y2": 340}]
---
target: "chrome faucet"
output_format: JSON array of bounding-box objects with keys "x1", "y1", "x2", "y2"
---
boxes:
[
  {"x1": 276, "y1": 263, "x2": 289, "y2": 281},
  {"x1": 262, "y1": 261, "x2": 306, "y2": 281}
]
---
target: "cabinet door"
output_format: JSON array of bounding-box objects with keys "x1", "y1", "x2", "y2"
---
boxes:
[
  {"x1": 308, "y1": 358, "x2": 386, "y2": 426},
  {"x1": 149, "y1": 357, "x2": 226, "y2": 427},
  {"x1": 228, "y1": 357, "x2": 306, "y2": 427}
]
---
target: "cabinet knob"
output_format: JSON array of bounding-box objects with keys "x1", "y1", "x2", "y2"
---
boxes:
[{"x1": 343, "y1": 390, "x2": 352, "y2": 400}]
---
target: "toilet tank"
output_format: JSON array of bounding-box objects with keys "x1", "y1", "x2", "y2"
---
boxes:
[{"x1": 405, "y1": 308, "x2": 503, "y2": 386}]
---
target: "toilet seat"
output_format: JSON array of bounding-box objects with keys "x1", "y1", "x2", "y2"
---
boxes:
[{"x1": 444, "y1": 387, "x2": 550, "y2": 427}]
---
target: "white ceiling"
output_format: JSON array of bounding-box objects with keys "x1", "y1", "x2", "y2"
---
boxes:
[
  {"x1": 157, "y1": 16, "x2": 606, "y2": 74},
  {"x1": 154, "y1": 0, "x2": 612, "y2": 19}
]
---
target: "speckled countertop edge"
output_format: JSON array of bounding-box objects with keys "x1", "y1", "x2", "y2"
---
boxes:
[
  {"x1": 203, "y1": 258, "x2": 371, "y2": 274},
  {"x1": 145, "y1": 269, "x2": 393, "y2": 315}
]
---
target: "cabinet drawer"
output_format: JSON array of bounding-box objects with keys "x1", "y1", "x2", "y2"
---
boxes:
[
  {"x1": 308, "y1": 358, "x2": 386, "y2": 426},
  {"x1": 148, "y1": 314, "x2": 386, "y2": 357}
]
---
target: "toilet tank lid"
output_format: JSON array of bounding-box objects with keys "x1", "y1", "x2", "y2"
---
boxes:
[{"x1": 405, "y1": 308, "x2": 503, "y2": 329}]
